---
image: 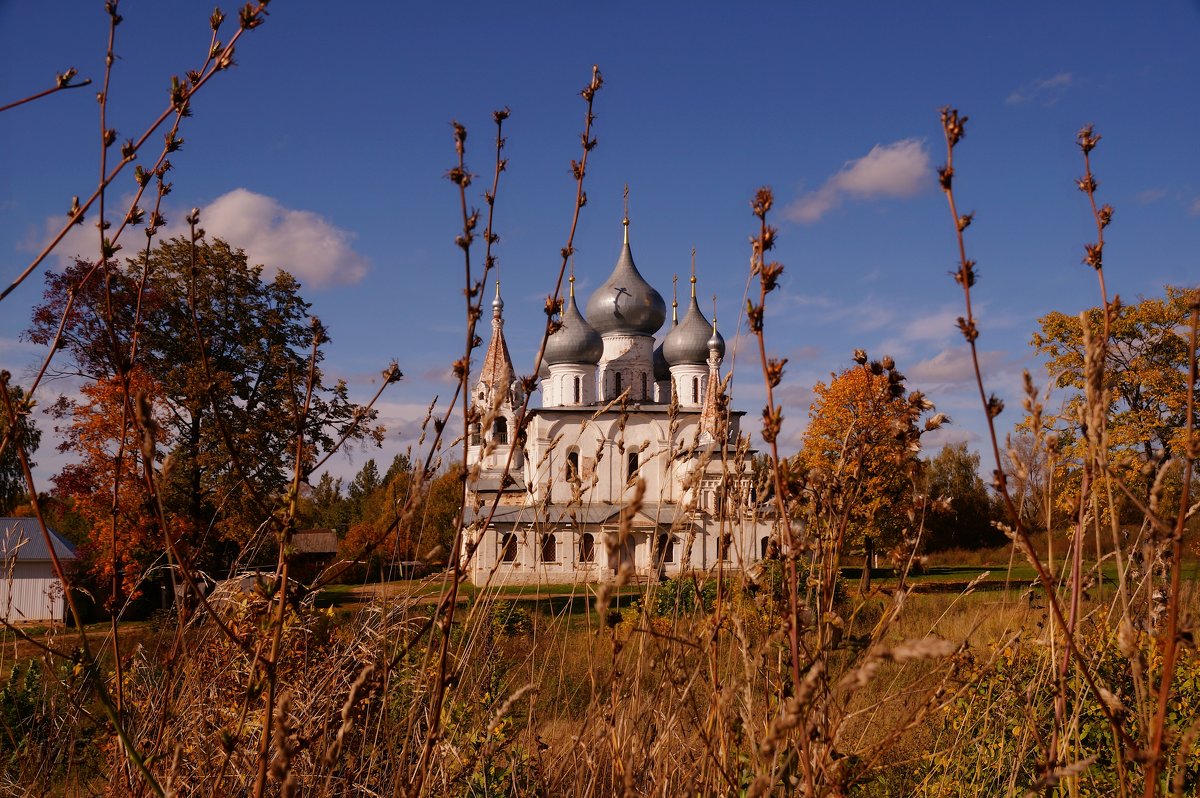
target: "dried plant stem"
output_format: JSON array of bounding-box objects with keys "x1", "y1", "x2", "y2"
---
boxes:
[
  {"x1": 0, "y1": 71, "x2": 92, "y2": 113},
  {"x1": 746, "y1": 189, "x2": 804, "y2": 698},
  {"x1": 0, "y1": 2, "x2": 269, "y2": 305},
  {"x1": 937, "y1": 107, "x2": 1134, "y2": 771},
  {"x1": 1144, "y1": 300, "x2": 1198, "y2": 795}
]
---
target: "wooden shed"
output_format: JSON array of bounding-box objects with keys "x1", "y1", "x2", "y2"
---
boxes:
[{"x1": 1, "y1": 518, "x2": 77, "y2": 623}]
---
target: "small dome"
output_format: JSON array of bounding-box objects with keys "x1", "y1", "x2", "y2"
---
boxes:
[
  {"x1": 545, "y1": 288, "x2": 603, "y2": 366},
  {"x1": 652, "y1": 342, "x2": 670, "y2": 381},
  {"x1": 707, "y1": 325, "x2": 725, "y2": 356},
  {"x1": 585, "y1": 229, "x2": 666, "y2": 336},
  {"x1": 664, "y1": 294, "x2": 723, "y2": 365}
]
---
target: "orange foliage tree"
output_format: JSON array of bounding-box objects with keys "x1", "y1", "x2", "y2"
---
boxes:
[
  {"x1": 51, "y1": 369, "x2": 175, "y2": 603},
  {"x1": 794, "y1": 358, "x2": 941, "y2": 549}
]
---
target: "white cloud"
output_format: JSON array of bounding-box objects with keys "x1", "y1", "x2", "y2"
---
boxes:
[
  {"x1": 908, "y1": 347, "x2": 1007, "y2": 385},
  {"x1": 24, "y1": 188, "x2": 369, "y2": 290},
  {"x1": 921, "y1": 426, "x2": 977, "y2": 451},
  {"x1": 786, "y1": 139, "x2": 931, "y2": 223},
  {"x1": 201, "y1": 188, "x2": 368, "y2": 288},
  {"x1": 1006, "y1": 72, "x2": 1073, "y2": 106},
  {"x1": 1136, "y1": 187, "x2": 1168, "y2": 204},
  {"x1": 901, "y1": 307, "x2": 962, "y2": 343}
]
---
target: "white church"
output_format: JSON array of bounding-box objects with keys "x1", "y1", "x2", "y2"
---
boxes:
[{"x1": 462, "y1": 214, "x2": 776, "y2": 585}]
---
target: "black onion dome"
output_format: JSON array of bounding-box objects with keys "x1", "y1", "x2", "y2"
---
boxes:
[
  {"x1": 664, "y1": 294, "x2": 723, "y2": 365},
  {"x1": 544, "y1": 291, "x2": 604, "y2": 366},
  {"x1": 585, "y1": 235, "x2": 666, "y2": 336},
  {"x1": 652, "y1": 342, "x2": 670, "y2": 381}
]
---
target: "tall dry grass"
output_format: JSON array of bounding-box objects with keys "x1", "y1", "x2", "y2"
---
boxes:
[{"x1": 0, "y1": 6, "x2": 1197, "y2": 797}]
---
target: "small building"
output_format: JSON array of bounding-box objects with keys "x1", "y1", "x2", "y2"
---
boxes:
[
  {"x1": 1, "y1": 517, "x2": 77, "y2": 623},
  {"x1": 291, "y1": 528, "x2": 338, "y2": 583}
]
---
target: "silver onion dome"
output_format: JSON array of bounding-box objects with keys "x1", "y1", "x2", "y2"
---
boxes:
[
  {"x1": 585, "y1": 226, "x2": 666, "y2": 336},
  {"x1": 664, "y1": 291, "x2": 723, "y2": 365},
  {"x1": 544, "y1": 280, "x2": 604, "y2": 366},
  {"x1": 652, "y1": 342, "x2": 670, "y2": 382},
  {"x1": 707, "y1": 323, "x2": 725, "y2": 356}
]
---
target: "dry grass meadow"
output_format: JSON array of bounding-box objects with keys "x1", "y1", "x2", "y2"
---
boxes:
[{"x1": 1, "y1": 6, "x2": 1198, "y2": 797}]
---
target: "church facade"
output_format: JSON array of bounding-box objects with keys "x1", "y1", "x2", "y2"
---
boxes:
[{"x1": 462, "y1": 218, "x2": 775, "y2": 586}]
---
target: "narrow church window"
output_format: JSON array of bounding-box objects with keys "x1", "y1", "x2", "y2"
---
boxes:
[
  {"x1": 761, "y1": 535, "x2": 771, "y2": 560},
  {"x1": 692, "y1": 377, "x2": 699, "y2": 404},
  {"x1": 718, "y1": 533, "x2": 733, "y2": 562},
  {"x1": 566, "y1": 450, "x2": 580, "y2": 480},
  {"x1": 627, "y1": 451, "x2": 639, "y2": 482},
  {"x1": 540, "y1": 533, "x2": 557, "y2": 563},
  {"x1": 655, "y1": 534, "x2": 675, "y2": 565},
  {"x1": 579, "y1": 533, "x2": 595, "y2": 563},
  {"x1": 470, "y1": 423, "x2": 481, "y2": 447},
  {"x1": 500, "y1": 533, "x2": 517, "y2": 563},
  {"x1": 640, "y1": 372, "x2": 647, "y2": 401},
  {"x1": 493, "y1": 417, "x2": 508, "y2": 445},
  {"x1": 614, "y1": 371, "x2": 622, "y2": 399},
  {"x1": 573, "y1": 376, "x2": 581, "y2": 404}
]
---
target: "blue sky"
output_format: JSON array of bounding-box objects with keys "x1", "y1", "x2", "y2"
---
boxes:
[{"x1": 3, "y1": 1, "x2": 1199, "y2": 487}]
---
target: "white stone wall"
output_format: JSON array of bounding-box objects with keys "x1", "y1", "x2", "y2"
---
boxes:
[
  {"x1": 543, "y1": 363, "x2": 596, "y2": 407},
  {"x1": 669, "y1": 364, "x2": 708, "y2": 409},
  {"x1": 597, "y1": 334, "x2": 656, "y2": 403}
]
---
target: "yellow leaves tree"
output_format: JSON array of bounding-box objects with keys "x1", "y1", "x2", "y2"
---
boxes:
[{"x1": 1031, "y1": 285, "x2": 1199, "y2": 522}]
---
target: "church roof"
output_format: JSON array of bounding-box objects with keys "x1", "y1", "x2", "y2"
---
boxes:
[
  {"x1": 478, "y1": 282, "x2": 514, "y2": 390},
  {"x1": 544, "y1": 278, "x2": 603, "y2": 366},
  {"x1": 585, "y1": 223, "x2": 666, "y2": 337},
  {"x1": 664, "y1": 288, "x2": 724, "y2": 366}
]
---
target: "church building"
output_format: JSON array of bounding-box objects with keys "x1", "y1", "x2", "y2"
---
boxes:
[{"x1": 462, "y1": 213, "x2": 775, "y2": 585}]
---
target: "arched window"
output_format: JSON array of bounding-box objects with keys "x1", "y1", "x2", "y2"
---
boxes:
[
  {"x1": 566, "y1": 450, "x2": 580, "y2": 480},
  {"x1": 640, "y1": 372, "x2": 648, "y2": 401},
  {"x1": 626, "y1": 451, "x2": 639, "y2": 483},
  {"x1": 692, "y1": 377, "x2": 699, "y2": 404},
  {"x1": 614, "y1": 371, "x2": 622, "y2": 399},
  {"x1": 579, "y1": 533, "x2": 595, "y2": 563},
  {"x1": 500, "y1": 532, "x2": 517, "y2": 563},
  {"x1": 718, "y1": 533, "x2": 732, "y2": 562},
  {"x1": 469, "y1": 423, "x2": 481, "y2": 447},
  {"x1": 493, "y1": 417, "x2": 508, "y2": 445},
  {"x1": 540, "y1": 533, "x2": 557, "y2": 563},
  {"x1": 573, "y1": 375, "x2": 581, "y2": 404},
  {"x1": 760, "y1": 536, "x2": 771, "y2": 560}
]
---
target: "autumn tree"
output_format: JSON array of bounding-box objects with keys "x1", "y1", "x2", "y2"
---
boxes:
[
  {"x1": 1031, "y1": 285, "x2": 1199, "y2": 519},
  {"x1": 0, "y1": 384, "x2": 42, "y2": 515},
  {"x1": 51, "y1": 370, "x2": 172, "y2": 602},
  {"x1": 922, "y1": 442, "x2": 1000, "y2": 551},
  {"x1": 29, "y1": 238, "x2": 382, "y2": 555},
  {"x1": 795, "y1": 356, "x2": 943, "y2": 549}
]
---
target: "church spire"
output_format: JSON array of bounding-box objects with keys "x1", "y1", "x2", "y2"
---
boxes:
[
  {"x1": 479, "y1": 280, "x2": 514, "y2": 392},
  {"x1": 622, "y1": 183, "x2": 630, "y2": 244},
  {"x1": 671, "y1": 274, "x2": 679, "y2": 325},
  {"x1": 698, "y1": 307, "x2": 726, "y2": 441}
]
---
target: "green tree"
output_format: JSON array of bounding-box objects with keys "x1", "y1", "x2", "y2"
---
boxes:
[
  {"x1": 298, "y1": 471, "x2": 350, "y2": 532},
  {"x1": 420, "y1": 465, "x2": 464, "y2": 564},
  {"x1": 0, "y1": 385, "x2": 41, "y2": 515},
  {"x1": 28, "y1": 238, "x2": 382, "y2": 553},
  {"x1": 922, "y1": 442, "x2": 1000, "y2": 551}
]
